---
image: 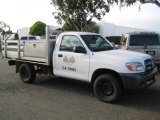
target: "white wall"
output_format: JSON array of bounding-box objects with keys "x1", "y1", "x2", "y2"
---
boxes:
[
  {"x1": 17, "y1": 23, "x2": 148, "y2": 38},
  {"x1": 18, "y1": 27, "x2": 30, "y2": 38},
  {"x1": 18, "y1": 25, "x2": 61, "y2": 38},
  {"x1": 98, "y1": 22, "x2": 115, "y2": 36},
  {"x1": 98, "y1": 22, "x2": 146, "y2": 37}
]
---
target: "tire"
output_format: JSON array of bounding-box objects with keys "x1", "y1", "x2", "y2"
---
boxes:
[
  {"x1": 19, "y1": 63, "x2": 36, "y2": 83},
  {"x1": 93, "y1": 74, "x2": 122, "y2": 103}
]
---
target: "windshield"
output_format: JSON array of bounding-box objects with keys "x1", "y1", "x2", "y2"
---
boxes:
[
  {"x1": 81, "y1": 35, "x2": 114, "y2": 52},
  {"x1": 129, "y1": 34, "x2": 160, "y2": 46}
]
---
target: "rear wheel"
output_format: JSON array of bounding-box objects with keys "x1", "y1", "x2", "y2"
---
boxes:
[
  {"x1": 93, "y1": 74, "x2": 122, "y2": 103},
  {"x1": 19, "y1": 63, "x2": 36, "y2": 83}
]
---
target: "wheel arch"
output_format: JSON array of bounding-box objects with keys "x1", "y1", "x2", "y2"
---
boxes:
[
  {"x1": 19, "y1": 63, "x2": 36, "y2": 83},
  {"x1": 91, "y1": 68, "x2": 124, "y2": 89},
  {"x1": 16, "y1": 61, "x2": 34, "y2": 73}
]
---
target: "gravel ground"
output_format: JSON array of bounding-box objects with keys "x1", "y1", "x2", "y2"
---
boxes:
[{"x1": 0, "y1": 52, "x2": 160, "y2": 120}]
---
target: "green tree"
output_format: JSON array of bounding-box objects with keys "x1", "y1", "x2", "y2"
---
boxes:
[
  {"x1": 0, "y1": 21, "x2": 11, "y2": 40},
  {"x1": 0, "y1": 21, "x2": 10, "y2": 33},
  {"x1": 62, "y1": 19, "x2": 80, "y2": 31},
  {"x1": 85, "y1": 21, "x2": 99, "y2": 33},
  {"x1": 117, "y1": 0, "x2": 160, "y2": 8},
  {"x1": 51, "y1": 0, "x2": 109, "y2": 31},
  {"x1": 0, "y1": 21, "x2": 7, "y2": 32},
  {"x1": 51, "y1": 0, "x2": 160, "y2": 32},
  {"x1": 0, "y1": 21, "x2": 10, "y2": 51},
  {"x1": 140, "y1": 0, "x2": 160, "y2": 8},
  {"x1": 29, "y1": 21, "x2": 46, "y2": 36},
  {"x1": 63, "y1": 20, "x2": 99, "y2": 33}
]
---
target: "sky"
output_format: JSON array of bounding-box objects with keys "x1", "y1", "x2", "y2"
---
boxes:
[{"x1": 0, "y1": 0, "x2": 160, "y2": 32}]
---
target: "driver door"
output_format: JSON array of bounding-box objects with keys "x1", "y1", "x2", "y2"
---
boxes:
[{"x1": 55, "y1": 35, "x2": 90, "y2": 81}]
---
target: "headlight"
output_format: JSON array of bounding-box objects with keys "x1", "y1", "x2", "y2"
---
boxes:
[{"x1": 126, "y1": 62, "x2": 144, "y2": 71}]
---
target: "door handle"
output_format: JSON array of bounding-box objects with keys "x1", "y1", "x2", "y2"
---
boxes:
[{"x1": 58, "y1": 54, "x2": 63, "y2": 57}]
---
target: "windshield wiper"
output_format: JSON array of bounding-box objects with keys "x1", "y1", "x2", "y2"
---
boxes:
[{"x1": 92, "y1": 47, "x2": 114, "y2": 52}]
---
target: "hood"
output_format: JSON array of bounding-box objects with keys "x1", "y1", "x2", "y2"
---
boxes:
[{"x1": 93, "y1": 49, "x2": 152, "y2": 63}]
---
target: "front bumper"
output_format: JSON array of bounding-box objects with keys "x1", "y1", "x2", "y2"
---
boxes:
[{"x1": 120, "y1": 67, "x2": 158, "y2": 89}]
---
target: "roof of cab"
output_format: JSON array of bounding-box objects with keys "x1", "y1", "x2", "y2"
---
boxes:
[
  {"x1": 60, "y1": 31, "x2": 99, "y2": 36},
  {"x1": 126, "y1": 31, "x2": 159, "y2": 35}
]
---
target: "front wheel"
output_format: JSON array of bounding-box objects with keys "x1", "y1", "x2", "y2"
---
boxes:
[
  {"x1": 93, "y1": 74, "x2": 122, "y2": 103},
  {"x1": 19, "y1": 63, "x2": 36, "y2": 83}
]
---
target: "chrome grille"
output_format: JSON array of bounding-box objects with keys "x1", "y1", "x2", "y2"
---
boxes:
[{"x1": 144, "y1": 59, "x2": 154, "y2": 72}]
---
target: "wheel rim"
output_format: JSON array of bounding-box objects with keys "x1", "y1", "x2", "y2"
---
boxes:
[
  {"x1": 98, "y1": 81, "x2": 114, "y2": 96},
  {"x1": 102, "y1": 82, "x2": 113, "y2": 95},
  {"x1": 20, "y1": 67, "x2": 29, "y2": 80}
]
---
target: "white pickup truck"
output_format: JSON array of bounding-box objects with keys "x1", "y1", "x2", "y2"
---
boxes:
[{"x1": 1, "y1": 26, "x2": 158, "y2": 103}]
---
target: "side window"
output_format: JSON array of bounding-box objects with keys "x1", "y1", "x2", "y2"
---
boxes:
[
  {"x1": 60, "y1": 35, "x2": 84, "y2": 52},
  {"x1": 29, "y1": 37, "x2": 36, "y2": 40},
  {"x1": 21, "y1": 37, "x2": 27, "y2": 40}
]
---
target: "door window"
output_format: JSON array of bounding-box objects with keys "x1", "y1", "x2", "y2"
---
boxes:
[{"x1": 60, "y1": 35, "x2": 84, "y2": 52}]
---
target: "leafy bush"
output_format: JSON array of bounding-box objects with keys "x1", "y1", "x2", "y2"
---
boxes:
[{"x1": 29, "y1": 21, "x2": 46, "y2": 36}]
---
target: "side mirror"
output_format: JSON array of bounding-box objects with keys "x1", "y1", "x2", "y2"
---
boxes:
[{"x1": 73, "y1": 46, "x2": 87, "y2": 54}]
